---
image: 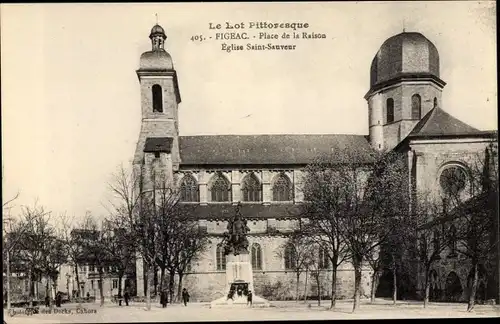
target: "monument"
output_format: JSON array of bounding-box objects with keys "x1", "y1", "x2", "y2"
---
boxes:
[{"x1": 210, "y1": 203, "x2": 270, "y2": 308}]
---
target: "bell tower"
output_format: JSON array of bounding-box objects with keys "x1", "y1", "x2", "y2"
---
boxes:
[
  {"x1": 133, "y1": 23, "x2": 182, "y2": 297},
  {"x1": 133, "y1": 23, "x2": 182, "y2": 176},
  {"x1": 365, "y1": 32, "x2": 446, "y2": 151}
]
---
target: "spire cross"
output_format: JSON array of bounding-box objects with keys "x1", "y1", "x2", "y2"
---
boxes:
[
  {"x1": 403, "y1": 19, "x2": 406, "y2": 33},
  {"x1": 155, "y1": 13, "x2": 158, "y2": 25}
]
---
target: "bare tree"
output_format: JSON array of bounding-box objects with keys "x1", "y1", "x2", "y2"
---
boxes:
[
  {"x1": 60, "y1": 213, "x2": 84, "y2": 298},
  {"x1": 3, "y1": 192, "x2": 20, "y2": 209},
  {"x1": 441, "y1": 144, "x2": 499, "y2": 311},
  {"x1": 42, "y1": 236, "x2": 67, "y2": 309},
  {"x1": 308, "y1": 242, "x2": 329, "y2": 306},
  {"x1": 16, "y1": 203, "x2": 54, "y2": 307},
  {"x1": 100, "y1": 220, "x2": 136, "y2": 301},
  {"x1": 78, "y1": 213, "x2": 115, "y2": 307},
  {"x1": 413, "y1": 196, "x2": 450, "y2": 308},
  {"x1": 174, "y1": 210, "x2": 209, "y2": 302},
  {"x1": 3, "y1": 203, "x2": 29, "y2": 311},
  {"x1": 107, "y1": 163, "x2": 156, "y2": 310},
  {"x1": 276, "y1": 229, "x2": 316, "y2": 302},
  {"x1": 151, "y1": 172, "x2": 209, "y2": 303},
  {"x1": 301, "y1": 152, "x2": 355, "y2": 309}
]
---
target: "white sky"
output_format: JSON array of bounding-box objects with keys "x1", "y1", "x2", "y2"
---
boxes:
[{"x1": 1, "y1": 2, "x2": 497, "y2": 221}]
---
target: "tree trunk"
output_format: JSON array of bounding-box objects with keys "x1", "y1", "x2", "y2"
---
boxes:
[
  {"x1": 98, "y1": 271, "x2": 104, "y2": 306},
  {"x1": 296, "y1": 272, "x2": 300, "y2": 302},
  {"x1": 52, "y1": 282, "x2": 57, "y2": 308},
  {"x1": 6, "y1": 250, "x2": 11, "y2": 311},
  {"x1": 159, "y1": 267, "x2": 165, "y2": 293},
  {"x1": 153, "y1": 265, "x2": 158, "y2": 297},
  {"x1": 46, "y1": 277, "x2": 51, "y2": 308},
  {"x1": 370, "y1": 269, "x2": 380, "y2": 303},
  {"x1": 29, "y1": 268, "x2": 34, "y2": 307},
  {"x1": 467, "y1": 263, "x2": 479, "y2": 312},
  {"x1": 424, "y1": 268, "x2": 430, "y2": 308},
  {"x1": 315, "y1": 272, "x2": 321, "y2": 306},
  {"x1": 392, "y1": 264, "x2": 397, "y2": 305},
  {"x1": 143, "y1": 269, "x2": 148, "y2": 298},
  {"x1": 168, "y1": 271, "x2": 175, "y2": 303},
  {"x1": 74, "y1": 264, "x2": 80, "y2": 297},
  {"x1": 330, "y1": 265, "x2": 337, "y2": 309},
  {"x1": 352, "y1": 257, "x2": 362, "y2": 313},
  {"x1": 303, "y1": 268, "x2": 308, "y2": 303},
  {"x1": 118, "y1": 273, "x2": 123, "y2": 297},
  {"x1": 177, "y1": 272, "x2": 184, "y2": 302},
  {"x1": 145, "y1": 264, "x2": 152, "y2": 311}
]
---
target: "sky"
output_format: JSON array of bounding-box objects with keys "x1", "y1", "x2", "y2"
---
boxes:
[{"x1": 1, "y1": 2, "x2": 497, "y2": 221}]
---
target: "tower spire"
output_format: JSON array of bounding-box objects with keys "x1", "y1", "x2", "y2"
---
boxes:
[{"x1": 149, "y1": 18, "x2": 166, "y2": 51}]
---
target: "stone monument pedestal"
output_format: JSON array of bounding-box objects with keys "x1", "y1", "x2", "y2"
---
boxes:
[{"x1": 210, "y1": 253, "x2": 270, "y2": 308}]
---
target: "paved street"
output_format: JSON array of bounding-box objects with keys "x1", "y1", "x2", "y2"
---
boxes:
[{"x1": 3, "y1": 299, "x2": 500, "y2": 323}]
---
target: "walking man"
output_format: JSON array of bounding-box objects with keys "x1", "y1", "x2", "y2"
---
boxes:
[
  {"x1": 182, "y1": 288, "x2": 190, "y2": 306},
  {"x1": 247, "y1": 290, "x2": 253, "y2": 307}
]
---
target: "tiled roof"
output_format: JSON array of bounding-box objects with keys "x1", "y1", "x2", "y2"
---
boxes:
[
  {"x1": 144, "y1": 137, "x2": 173, "y2": 153},
  {"x1": 180, "y1": 203, "x2": 304, "y2": 220},
  {"x1": 409, "y1": 108, "x2": 481, "y2": 137},
  {"x1": 178, "y1": 134, "x2": 374, "y2": 165}
]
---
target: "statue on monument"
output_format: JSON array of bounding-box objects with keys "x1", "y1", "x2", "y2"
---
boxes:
[{"x1": 223, "y1": 202, "x2": 250, "y2": 256}]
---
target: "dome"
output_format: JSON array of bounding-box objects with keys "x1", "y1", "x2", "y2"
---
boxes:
[
  {"x1": 150, "y1": 24, "x2": 166, "y2": 38},
  {"x1": 139, "y1": 50, "x2": 174, "y2": 70},
  {"x1": 370, "y1": 32, "x2": 440, "y2": 88}
]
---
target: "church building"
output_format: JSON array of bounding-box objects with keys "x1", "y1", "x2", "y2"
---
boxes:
[{"x1": 132, "y1": 24, "x2": 497, "y2": 302}]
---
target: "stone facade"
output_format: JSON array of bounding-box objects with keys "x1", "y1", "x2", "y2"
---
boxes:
[{"x1": 409, "y1": 139, "x2": 498, "y2": 302}]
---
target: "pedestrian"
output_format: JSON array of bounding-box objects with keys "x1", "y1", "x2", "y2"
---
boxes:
[
  {"x1": 124, "y1": 289, "x2": 130, "y2": 306},
  {"x1": 160, "y1": 290, "x2": 168, "y2": 308},
  {"x1": 45, "y1": 295, "x2": 50, "y2": 307},
  {"x1": 181, "y1": 288, "x2": 190, "y2": 306},
  {"x1": 55, "y1": 292, "x2": 62, "y2": 307},
  {"x1": 86, "y1": 292, "x2": 90, "y2": 301},
  {"x1": 247, "y1": 290, "x2": 253, "y2": 307}
]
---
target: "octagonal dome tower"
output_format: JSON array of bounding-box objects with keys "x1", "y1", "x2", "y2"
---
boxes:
[{"x1": 365, "y1": 31, "x2": 446, "y2": 152}]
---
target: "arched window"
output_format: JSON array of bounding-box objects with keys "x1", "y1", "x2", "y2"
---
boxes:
[
  {"x1": 448, "y1": 225, "x2": 458, "y2": 256},
  {"x1": 216, "y1": 244, "x2": 226, "y2": 271},
  {"x1": 439, "y1": 165, "x2": 468, "y2": 197},
  {"x1": 386, "y1": 98, "x2": 394, "y2": 123},
  {"x1": 284, "y1": 243, "x2": 296, "y2": 270},
  {"x1": 180, "y1": 173, "x2": 199, "y2": 202},
  {"x1": 318, "y1": 246, "x2": 329, "y2": 269},
  {"x1": 272, "y1": 173, "x2": 292, "y2": 201},
  {"x1": 210, "y1": 172, "x2": 231, "y2": 202},
  {"x1": 251, "y1": 243, "x2": 262, "y2": 270},
  {"x1": 152, "y1": 84, "x2": 163, "y2": 113},
  {"x1": 241, "y1": 173, "x2": 262, "y2": 202},
  {"x1": 411, "y1": 94, "x2": 421, "y2": 119},
  {"x1": 433, "y1": 97, "x2": 438, "y2": 109}
]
